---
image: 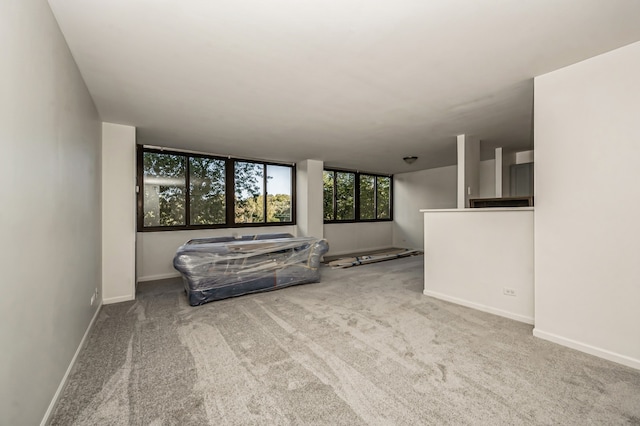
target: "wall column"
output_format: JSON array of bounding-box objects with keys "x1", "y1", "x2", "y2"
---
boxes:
[
  {"x1": 495, "y1": 147, "x2": 503, "y2": 197},
  {"x1": 534, "y1": 41, "x2": 640, "y2": 369},
  {"x1": 102, "y1": 122, "x2": 136, "y2": 304},
  {"x1": 457, "y1": 134, "x2": 480, "y2": 208},
  {"x1": 296, "y1": 159, "x2": 324, "y2": 238}
]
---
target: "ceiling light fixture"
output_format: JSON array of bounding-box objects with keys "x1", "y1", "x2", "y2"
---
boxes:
[{"x1": 403, "y1": 156, "x2": 418, "y2": 164}]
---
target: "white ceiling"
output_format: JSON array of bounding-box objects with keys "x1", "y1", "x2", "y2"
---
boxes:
[{"x1": 48, "y1": 0, "x2": 640, "y2": 174}]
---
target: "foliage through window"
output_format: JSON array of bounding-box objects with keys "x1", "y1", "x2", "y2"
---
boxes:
[
  {"x1": 139, "y1": 147, "x2": 295, "y2": 230},
  {"x1": 335, "y1": 172, "x2": 355, "y2": 220},
  {"x1": 323, "y1": 171, "x2": 335, "y2": 221},
  {"x1": 143, "y1": 153, "x2": 186, "y2": 227},
  {"x1": 376, "y1": 176, "x2": 391, "y2": 219},
  {"x1": 234, "y1": 161, "x2": 265, "y2": 223},
  {"x1": 323, "y1": 169, "x2": 392, "y2": 222},
  {"x1": 359, "y1": 175, "x2": 375, "y2": 220},
  {"x1": 189, "y1": 157, "x2": 225, "y2": 225}
]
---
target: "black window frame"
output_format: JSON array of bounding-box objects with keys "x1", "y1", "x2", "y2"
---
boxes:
[
  {"x1": 323, "y1": 168, "x2": 393, "y2": 223},
  {"x1": 137, "y1": 146, "x2": 296, "y2": 231}
]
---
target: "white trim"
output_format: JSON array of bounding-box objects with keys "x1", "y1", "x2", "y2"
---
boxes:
[
  {"x1": 533, "y1": 328, "x2": 640, "y2": 371},
  {"x1": 40, "y1": 304, "x2": 102, "y2": 426},
  {"x1": 136, "y1": 272, "x2": 181, "y2": 283},
  {"x1": 102, "y1": 294, "x2": 135, "y2": 305},
  {"x1": 423, "y1": 290, "x2": 535, "y2": 325}
]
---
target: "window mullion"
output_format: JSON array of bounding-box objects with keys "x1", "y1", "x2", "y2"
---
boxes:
[
  {"x1": 185, "y1": 155, "x2": 191, "y2": 226},
  {"x1": 263, "y1": 164, "x2": 268, "y2": 224},
  {"x1": 226, "y1": 159, "x2": 235, "y2": 226},
  {"x1": 136, "y1": 145, "x2": 143, "y2": 231},
  {"x1": 374, "y1": 176, "x2": 378, "y2": 219},
  {"x1": 333, "y1": 171, "x2": 338, "y2": 221},
  {"x1": 354, "y1": 172, "x2": 360, "y2": 222},
  {"x1": 389, "y1": 176, "x2": 393, "y2": 220},
  {"x1": 291, "y1": 165, "x2": 296, "y2": 225}
]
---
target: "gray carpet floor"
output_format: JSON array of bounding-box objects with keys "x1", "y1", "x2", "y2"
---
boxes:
[{"x1": 50, "y1": 256, "x2": 640, "y2": 425}]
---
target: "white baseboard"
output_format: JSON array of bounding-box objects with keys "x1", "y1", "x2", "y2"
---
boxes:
[
  {"x1": 102, "y1": 294, "x2": 135, "y2": 305},
  {"x1": 40, "y1": 303, "x2": 102, "y2": 426},
  {"x1": 136, "y1": 272, "x2": 181, "y2": 283},
  {"x1": 423, "y1": 290, "x2": 535, "y2": 325},
  {"x1": 533, "y1": 328, "x2": 640, "y2": 371}
]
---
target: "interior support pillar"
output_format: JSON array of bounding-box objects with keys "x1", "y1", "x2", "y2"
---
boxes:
[
  {"x1": 102, "y1": 122, "x2": 137, "y2": 304},
  {"x1": 457, "y1": 134, "x2": 480, "y2": 208},
  {"x1": 495, "y1": 147, "x2": 503, "y2": 197},
  {"x1": 296, "y1": 159, "x2": 324, "y2": 238}
]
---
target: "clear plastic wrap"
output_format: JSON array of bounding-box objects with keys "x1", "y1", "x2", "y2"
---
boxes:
[{"x1": 173, "y1": 233, "x2": 329, "y2": 306}]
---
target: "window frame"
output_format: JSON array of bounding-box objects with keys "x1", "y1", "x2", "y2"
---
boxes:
[
  {"x1": 323, "y1": 168, "x2": 393, "y2": 223},
  {"x1": 137, "y1": 146, "x2": 296, "y2": 231}
]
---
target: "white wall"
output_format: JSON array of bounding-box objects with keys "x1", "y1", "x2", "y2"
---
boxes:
[
  {"x1": 479, "y1": 159, "x2": 496, "y2": 198},
  {"x1": 0, "y1": 1, "x2": 102, "y2": 424},
  {"x1": 502, "y1": 151, "x2": 516, "y2": 197},
  {"x1": 423, "y1": 209, "x2": 535, "y2": 324},
  {"x1": 324, "y1": 222, "x2": 393, "y2": 256},
  {"x1": 393, "y1": 165, "x2": 457, "y2": 250},
  {"x1": 480, "y1": 155, "x2": 537, "y2": 199},
  {"x1": 534, "y1": 41, "x2": 640, "y2": 369},
  {"x1": 102, "y1": 123, "x2": 136, "y2": 304},
  {"x1": 515, "y1": 150, "x2": 534, "y2": 164},
  {"x1": 137, "y1": 226, "x2": 296, "y2": 281}
]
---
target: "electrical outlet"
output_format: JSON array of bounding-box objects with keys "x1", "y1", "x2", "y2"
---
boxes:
[{"x1": 503, "y1": 287, "x2": 516, "y2": 297}]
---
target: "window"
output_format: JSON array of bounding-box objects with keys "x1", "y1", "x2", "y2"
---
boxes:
[
  {"x1": 138, "y1": 147, "x2": 295, "y2": 230},
  {"x1": 323, "y1": 171, "x2": 335, "y2": 221},
  {"x1": 376, "y1": 176, "x2": 391, "y2": 219},
  {"x1": 143, "y1": 152, "x2": 186, "y2": 227},
  {"x1": 335, "y1": 171, "x2": 355, "y2": 220},
  {"x1": 359, "y1": 174, "x2": 375, "y2": 220},
  {"x1": 323, "y1": 169, "x2": 392, "y2": 222},
  {"x1": 234, "y1": 162, "x2": 294, "y2": 224},
  {"x1": 266, "y1": 165, "x2": 293, "y2": 223},
  {"x1": 189, "y1": 157, "x2": 225, "y2": 225},
  {"x1": 234, "y1": 161, "x2": 264, "y2": 223}
]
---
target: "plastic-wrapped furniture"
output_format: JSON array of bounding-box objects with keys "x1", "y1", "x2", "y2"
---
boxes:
[{"x1": 173, "y1": 233, "x2": 329, "y2": 306}]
